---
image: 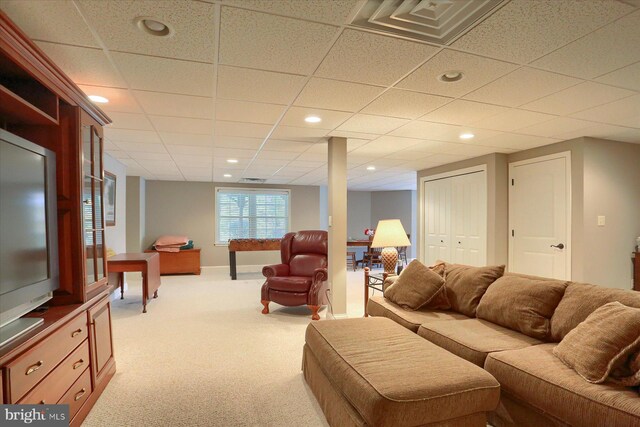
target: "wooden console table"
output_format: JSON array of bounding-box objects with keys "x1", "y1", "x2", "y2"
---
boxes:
[
  {"x1": 107, "y1": 253, "x2": 160, "y2": 313},
  {"x1": 228, "y1": 238, "x2": 281, "y2": 280}
]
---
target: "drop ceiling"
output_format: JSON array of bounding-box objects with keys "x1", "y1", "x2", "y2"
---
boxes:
[{"x1": 2, "y1": 0, "x2": 639, "y2": 191}]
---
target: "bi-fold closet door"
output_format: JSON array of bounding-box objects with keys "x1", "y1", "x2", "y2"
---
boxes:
[{"x1": 424, "y1": 170, "x2": 487, "y2": 267}]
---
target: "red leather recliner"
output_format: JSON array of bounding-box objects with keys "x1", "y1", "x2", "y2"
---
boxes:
[{"x1": 261, "y1": 230, "x2": 328, "y2": 320}]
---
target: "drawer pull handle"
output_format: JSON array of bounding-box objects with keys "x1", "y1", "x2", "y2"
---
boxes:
[
  {"x1": 73, "y1": 359, "x2": 84, "y2": 370},
  {"x1": 25, "y1": 361, "x2": 43, "y2": 375},
  {"x1": 74, "y1": 388, "x2": 86, "y2": 401},
  {"x1": 71, "y1": 328, "x2": 83, "y2": 337}
]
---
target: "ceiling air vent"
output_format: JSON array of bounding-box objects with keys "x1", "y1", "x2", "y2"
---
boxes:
[
  {"x1": 239, "y1": 177, "x2": 267, "y2": 184},
  {"x1": 350, "y1": 0, "x2": 505, "y2": 46}
]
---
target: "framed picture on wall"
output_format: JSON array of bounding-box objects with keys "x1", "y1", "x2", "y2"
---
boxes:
[{"x1": 104, "y1": 171, "x2": 116, "y2": 227}]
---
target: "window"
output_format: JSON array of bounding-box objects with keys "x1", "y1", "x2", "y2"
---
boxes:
[{"x1": 215, "y1": 188, "x2": 290, "y2": 244}]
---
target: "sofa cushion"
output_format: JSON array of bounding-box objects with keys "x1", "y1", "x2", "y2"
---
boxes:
[
  {"x1": 444, "y1": 264, "x2": 505, "y2": 317},
  {"x1": 485, "y1": 344, "x2": 640, "y2": 427},
  {"x1": 366, "y1": 295, "x2": 468, "y2": 332},
  {"x1": 304, "y1": 317, "x2": 501, "y2": 427},
  {"x1": 266, "y1": 276, "x2": 312, "y2": 292},
  {"x1": 476, "y1": 274, "x2": 568, "y2": 340},
  {"x1": 417, "y1": 318, "x2": 543, "y2": 367},
  {"x1": 385, "y1": 260, "x2": 447, "y2": 310},
  {"x1": 550, "y1": 281, "x2": 640, "y2": 342},
  {"x1": 553, "y1": 302, "x2": 640, "y2": 384}
]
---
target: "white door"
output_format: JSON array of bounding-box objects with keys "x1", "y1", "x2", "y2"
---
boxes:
[
  {"x1": 451, "y1": 173, "x2": 487, "y2": 266},
  {"x1": 509, "y1": 153, "x2": 570, "y2": 280},
  {"x1": 423, "y1": 170, "x2": 486, "y2": 266},
  {"x1": 424, "y1": 178, "x2": 451, "y2": 265}
]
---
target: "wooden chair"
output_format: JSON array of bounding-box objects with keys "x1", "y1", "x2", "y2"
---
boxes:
[
  {"x1": 362, "y1": 235, "x2": 383, "y2": 269},
  {"x1": 346, "y1": 251, "x2": 356, "y2": 271}
]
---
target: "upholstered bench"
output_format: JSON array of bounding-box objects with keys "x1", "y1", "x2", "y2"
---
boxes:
[{"x1": 303, "y1": 317, "x2": 500, "y2": 427}]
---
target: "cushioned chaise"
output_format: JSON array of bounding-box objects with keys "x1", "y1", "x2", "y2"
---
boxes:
[
  {"x1": 485, "y1": 344, "x2": 640, "y2": 427},
  {"x1": 417, "y1": 319, "x2": 544, "y2": 367},
  {"x1": 367, "y1": 295, "x2": 469, "y2": 332},
  {"x1": 303, "y1": 317, "x2": 500, "y2": 427}
]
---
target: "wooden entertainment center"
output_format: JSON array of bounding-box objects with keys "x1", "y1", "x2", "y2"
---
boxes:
[{"x1": 0, "y1": 11, "x2": 115, "y2": 424}]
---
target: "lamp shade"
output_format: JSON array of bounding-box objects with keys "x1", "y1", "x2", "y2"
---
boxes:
[{"x1": 371, "y1": 219, "x2": 411, "y2": 248}]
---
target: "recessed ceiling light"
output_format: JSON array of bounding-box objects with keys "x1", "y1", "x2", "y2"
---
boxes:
[
  {"x1": 459, "y1": 133, "x2": 475, "y2": 140},
  {"x1": 88, "y1": 95, "x2": 109, "y2": 104},
  {"x1": 226, "y1": 159, "x2": 238, "y2": 164},
  {"x1": 135, "y1": 16, "x2": 172, "y2": 37},
  {"x1": 366, "y1": 166, "x2": 376, "y2": 171},
  {"x1": 304, "y1": 115, "x2": 322, "y2": 123},
  {"x1": 439, "y1": 71, "x2": 463, "y2": 82},
  {"x1": 223, "y1": 174, "x2": 232, "y2": 178}
]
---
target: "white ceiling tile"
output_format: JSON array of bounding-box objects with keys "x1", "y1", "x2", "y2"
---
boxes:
[
  {"x1": 160, "y1": 133, "x2": 213, "y2": 146},
  {"x1": 35, "y1": 42, "x2": 126, "y2": 87},
  {"x1": 135, "y1": 160, "x2": 179, "y2": 173},
  {"x1": 214, "y1": 121, "x2": 273, "y2": 138},
  {"x1": 517, "y1": 117, "x2": 596, "y2": 138},
  {"x1": 154, "y1": 175, "x2": 184, "y2": 181},
  {"x1": 295, "y1": 150, "x2": 328, "y2": 162},
  {"x1": 385, "y1": 148, "x2": 440, "y2": 160},
  {"x1": 522, "y1": 82, "x2": 636, "y2": 116},
  {"x1": 112, "y1": 52, "x2": 213, "y2": 96},
  {"x1": 128, "y1": 152, "x2": 173, "y2": 161},
  {"x1": 213, "y1": 136, "x2": 263, "y2": 150},
  {"x1": 390, "y1": 121, "x2": 498, "y2": 142},
  {"x1": 362, "y1": 136, "x2": 425, "y2": 152},
  {"x1": 422, "y1": 153, "x2": 472, "y2": 165},
  {"x1": 420, "y1": 100, "x2": 510, "y2": 126},
  {"x1": 397, "y1": 50, "x2": 518, "y2": 97},
  {"x1": 166, "y1": 145, "x2": 213, "y2": 156},
  {"x1": 282, "y1": 160, "x2": 325, "y2": 168},
  {"x1": 401, "y1": 140, "x2": 459, "y2": 154},
  {"x1": 135, "y1": 91, "x2": 213, "y2": 119},
  {"x1": 105, "y1": 150, "x2": 129, "y2": 160},
  {"x1": 439, "y1": 144, "x2": 499, "y2": 157},
  {"x1": 216, "y1": 100, "x2": 285, "y2": 125},
  {"x1": 464, "y1": 67, "x2": 582, "y2": 107},
  {"x1": 361, "y1": 90, "x2": 451, "y2": 119},
  {"x1": 337, "y1": 114, "x2": 409, "y2": 134},
  {"x1": 78, "y1": 85, "x2": 142, "y2": 114},
  {"x1": 476, "y1": 109, "x2": 556, "y2": 132},
  {"x1": 114, "y1": 142, "x2": 168, "y2": 153},
  {"x1": 595, "y1": 62, "x2": 640, "y2": 92},
  {"x1": 557, "y1": 123, "x2": 640, "y2": 143},
  {"x1": 249, "y1": 158, "x2": 289, "y2": 168},
  {"x1": 221, "y1": 0, "x2": 359, "y2": 24},
  {"x1": 532, "y1": 11, "x2": 640, "y2": 79},
  {"x1": 451, "y1": 0, "x2": 633, "y2": 63},
  {"x1": 105, "y1": 128, "x2": 161, "y2": 143},
  {"x1": 172, "y1": 155, "x2": 213, "y2": 167},
  {"x1": 217, "y1": 66, "x2": 305, "y2": 105},
  {"x1": 256, "y1": 150, "x2": 300, "y2": 160},
  {"x1": 480, "y1": 133, "x2": 561, "y2": 150},
  {"x1": 315, "y1": 29, "x2": 438, "y2": 86},
  {"x1": 280, "y1": 107, "x2": 351, "y2": 129},
  {"x1": 270, "y1": 125, "x2": 327, "y2": 142},
  {"x1": 119, "y1": 158, "x2": 143, "y2": 169},
  {"x1": 327, "y1": 130, "x2": 380, "y2": 140},
  {"x1": 150, "y1": 116, "x2": 212, "y2": 135},
  {"x1": 294, "y1": 78, "x2": 384, "y2": 112},
  {"x1": 3, "y1": 0, "x2": 98, "y2": 47},
  {"x1": 219, "y1": 6, "x2": 339, "y2": 75},
  {"x1": 106, "y1": 112, "x2": 154, "y2": 131},
  {"x1": 570, "y1": 95, "x2": 640, "y2": 128},
  {"x1": 390, "y1": 121, "x2": 446, "y2": 139},
  {"x1": 213, "y1": 147, "x2": 256, "y2": 159},
  {"x1": 79, "y1": 0, "x2": 214, "y2": 62}
]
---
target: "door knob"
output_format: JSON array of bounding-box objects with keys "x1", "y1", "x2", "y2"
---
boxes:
[{"x1": 550, "y1": 243, "x2": 565, "y2": 249}]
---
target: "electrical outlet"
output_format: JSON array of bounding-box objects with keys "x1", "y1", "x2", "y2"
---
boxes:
[{"x1": 597, "y1": 215, "x2": 605, "y2": 226}]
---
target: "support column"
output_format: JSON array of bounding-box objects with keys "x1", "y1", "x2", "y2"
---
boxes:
[{"x1": 328, "y1": 137, "x2": 347, "y2": 318}]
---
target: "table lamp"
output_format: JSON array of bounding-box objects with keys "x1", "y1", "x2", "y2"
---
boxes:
[{"x1": 371, "y1": 219, "x2": 411, "y2": 274}]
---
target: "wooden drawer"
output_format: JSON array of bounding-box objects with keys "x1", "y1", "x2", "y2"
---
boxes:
[
  {"x1": 59, "y1": 367, "x2": 91, "y2": 421},
  {"x1": 18, "y1": 340, "x2": 89, "y2": 405},
  {"x1": 6, "y1": 312, "x2": 88, "y2": 402}
]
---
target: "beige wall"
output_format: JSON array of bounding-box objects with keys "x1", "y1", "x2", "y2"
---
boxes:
[
  {"x1": 417, "y1": 138, "x2": 640, "y2": 289},
  {"x1": 144, "y1": 181, "x2": 321, "y2": 267},
  {"x1": 417, "y1": 153, "x2": 509, "y2": 265},
  {"x1": 371, "y1": 190, "x2": 415, "y2": 257},
  {"x1": 125, "y1": 176, "x2": 145, "y2": 252},
  {"x1": 103, "y1": 154, "x2": 126, "y2": 254}
]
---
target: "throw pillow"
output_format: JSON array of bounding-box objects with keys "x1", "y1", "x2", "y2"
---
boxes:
[
  {"x1": 553, "y1": 302, "x2": 640, "y2": 384},
  {"x1": 385, "y1": 260, "x2": 446, "y2": 310},
  {"x1": 445, "y1": 264, "x2": 505, "y2": 317},
  {"x1": 476, "y1": 275, "x2": 569, "y2": 340}
]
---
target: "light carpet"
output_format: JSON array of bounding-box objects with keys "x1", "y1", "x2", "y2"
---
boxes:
[{"x1": 82, "y1": 267, "x2": 377, "y2": 427}]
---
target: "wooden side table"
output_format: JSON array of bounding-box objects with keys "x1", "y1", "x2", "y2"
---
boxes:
[{"x1": 107, "y1": 253, "x2": 161, "y2": 313}]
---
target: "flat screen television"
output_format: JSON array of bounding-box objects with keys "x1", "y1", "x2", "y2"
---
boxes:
[{"x1": 0, "y1": 128, "x2": 59, "y2": 347}]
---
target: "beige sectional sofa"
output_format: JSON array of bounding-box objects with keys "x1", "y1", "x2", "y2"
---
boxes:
[{"x1": 367, "y1": 271, "x2": 640, "y2": 427}]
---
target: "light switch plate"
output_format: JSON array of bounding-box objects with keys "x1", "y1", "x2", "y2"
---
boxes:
[{"x1": 597, "y1": 215, "x2": 605, "y2": 226}]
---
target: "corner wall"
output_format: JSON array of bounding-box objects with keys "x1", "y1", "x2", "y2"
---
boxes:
[{"x1": 103, "y1": 154, "x2": 126, "y2": 254}]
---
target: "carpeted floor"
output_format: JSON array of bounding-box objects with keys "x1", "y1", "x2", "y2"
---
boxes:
[{"x1": 82, "y1": 267, "x2": 377, "y2": 426}]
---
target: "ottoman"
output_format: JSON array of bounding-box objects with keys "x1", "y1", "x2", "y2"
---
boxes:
[{"x1": 303, "y1": 317, "x2": 500, "y2": 427}]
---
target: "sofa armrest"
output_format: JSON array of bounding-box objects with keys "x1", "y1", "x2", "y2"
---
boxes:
[
  {"x1": 309, "y1": 268, "x2": 328, "y2": 305},
  {"x1": 262, "y1": 263, "x2": 289, "y2": 278},
  {"x1": 383, "y1": 275, "x2": 398, "y2": 292}
]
